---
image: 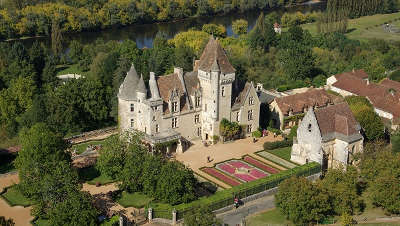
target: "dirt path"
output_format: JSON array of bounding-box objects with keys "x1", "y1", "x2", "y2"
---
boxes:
[
  {"x1": 176, "y1": 135, "x2": 283, "y2": 188},
  {"x1": 0, "y1": 173, "x2": 32, "y2": 226}
]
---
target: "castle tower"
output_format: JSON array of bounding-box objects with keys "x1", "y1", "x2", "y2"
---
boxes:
[{"x1": 197, "y1": 36, "x2": 236, "y2": 139}]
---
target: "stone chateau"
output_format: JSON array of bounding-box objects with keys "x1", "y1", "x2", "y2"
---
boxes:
[{"x1": 118, "y1": 37, "x2": 260, "y2": 151}]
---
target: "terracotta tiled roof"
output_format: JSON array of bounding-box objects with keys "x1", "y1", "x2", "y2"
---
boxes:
[
  {"x1": 315, "y1": 102, "x2": 360, "y2": 137},
  {"x1": 156, "y1": 73, "x2": 188, "y2": 114},
  {"x1": 335, "y1": 69, "x2": 369, "y2": 80},
  {"x1": 198, "y1": 36, "x2": 235, "y2": 74},
  {"x1": 275, "y1": 89, "x2": 334, "y2": 116},
  {"x1": 332, "y1": 72, "x2": 400, "y2": 121}
]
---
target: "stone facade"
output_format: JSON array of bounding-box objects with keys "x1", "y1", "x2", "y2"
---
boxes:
[
  {"x1": 118, "y1": 37, "x2": 260, "y2": 149},
  {"x1": 291, "y1": 103, "x2": 364, "y2": 170}
]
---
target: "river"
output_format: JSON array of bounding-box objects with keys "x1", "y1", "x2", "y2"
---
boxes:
[{"x1": 14, "y1": 1, "x2": 325, "y2": 49}]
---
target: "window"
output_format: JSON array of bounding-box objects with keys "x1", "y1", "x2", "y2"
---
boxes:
[
  {"x1": 195, "y1": 114, "x2": 200, "y2": 124},
  {"x1": 153, "y1": 116, "x2": 156, "y2": 121},
  {"x1": 221, "y1": 86, "x2": 225, "y2": 97},
  {"x1": 236, "y1": 112, "x2": 240, "y2": 121},
  {"x1": 195, "y1": 96, "x2": 201, "y2": 107},
  {"x1": 248, "y1": 110, "x2": 253, "y2": 121},
  {"x1": 155, "y1": 124, "x2": 159, "y2": 133},
  {"x1": 130, "y1": 119, "x2": 134, "y2": 128},
  {"x1": 130, "y1": 104, "x2": 134, "y2": 112},
  {"x1": 172, "y1": 117, "x2": 178, "y2": 128},
  {"x1": 308, "y1": 124, "x2": 312, "y2": 132},
  {"x1": 247, "y1": 124, "x2": 252, "y2": 133},
  {"x1": 197, "y1": 127, "x2": 202, "y2": 137},
  {"x1": 172, "y1": 102, "x2": 178, "y2": 112},
  {"x1": 249, "y1": 96, "x2": 254, "y2": 105}
]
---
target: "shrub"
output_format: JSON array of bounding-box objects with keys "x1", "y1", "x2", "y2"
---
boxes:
[
  {"x1": 252, "y1": 130, "x2": 262, "y2": 138},
  {"x1": 267, "y1": 127, "x2": 281, "y2": 135},
  {"x1": 212, "y1": 135, "x2": 219, "y2": 143},
  {"x1": 264, "y1": 140, "x2": 293, "y2": 150}
]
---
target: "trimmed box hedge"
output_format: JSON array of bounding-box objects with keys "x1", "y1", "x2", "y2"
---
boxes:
[
  {"x1": 167, "y1": 162, "x2": 321, "y2": 220},
  {"x1": 263, "y1": 140, "x2": 293, "y2": 150}
]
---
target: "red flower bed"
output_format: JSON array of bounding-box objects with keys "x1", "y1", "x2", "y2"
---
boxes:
[
  {"x1": 244, "y1": 156, "x2": 280, "y2": 174},
  {"x1": 234, "y1": 173, "x2": 257, "y2": 182},
  {"x1": 249, "y1": 169, "x2": 267, "y2": 178},
  {"x1": 202, "y1": 167, "x2": 241, "y2": 186},
  {"x1": 229, "y1": 161, "x2": 251, "y2": 169},
  {"x1": 219, "y1": 163, "x2": 236, "y2": 174}
]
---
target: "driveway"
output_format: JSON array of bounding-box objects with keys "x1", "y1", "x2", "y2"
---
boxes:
[{"x1": 217, "y1": 195, "x2": 276, "y2": 226}]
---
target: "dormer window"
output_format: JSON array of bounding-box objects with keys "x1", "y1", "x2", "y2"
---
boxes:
[
  {"x1": 248, "y1": 110, "x2": 253, "y2": 121},
  {"x1": 221, "y1": 86, "x2": 225, "y2": 97},
  {"x1": 130, "y1": 104, "x2": 134, "y2": 112},
  {"x1": 195, "y1": 96, "x2": 201, "y2": 107},
  {"x1": 172, "y1": 102, "x2": 178, "y2": 112},
  {"x1": 155, "y1": 124, "x2": 159, "y2": 133},
  {"x1": 249, "y1": 97, "x2": 254, "y2": 105}
]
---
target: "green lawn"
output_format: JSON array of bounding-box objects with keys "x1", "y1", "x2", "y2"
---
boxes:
[
  {"x1": 72, "y1": 139, "x2": 107, "y2": 155},
  {"x1": 56, "y1": 64, "x2": 84, "y2": 76},
  {"x1": 267, "y1": 147, "x2": 292, "y2": 162},
  {"x1": 33, "y1": 218, "x2": 51, "y2": 226},
  {"x1": 100, "y1": 215, "x2": 119, "y2": 226},
  {"x1": 116, "y1": 191, "x2": 154, "y2": 208},
  {"x1": 246, "y1": 208, "x2": 292, "y2": 226},
  {"x1": 0, "y1": 153, "x2": 16, "y2": 174},
  {"x1": 78, "y1": 166, "x2": 115, "y2": 185},
  {"x1": 301, "y1": 12, "x2": 400, "y2": 41},
  {"x1": 1, "y1": 186, "x2": 32, "y2": 207}
]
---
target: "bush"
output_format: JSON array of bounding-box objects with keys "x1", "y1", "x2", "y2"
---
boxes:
[
  {"x1": 252, "y1": 130, "x2": 262, "y2": 138},
  {"x1": 267, "y1": 127, "x2": 281, "y2": 135},
  {"x1": 212, "y1": 135, "x2": 219, "y2": 143},
  {"x1": 264, "y1": 140, "x2": 293, "y2": 150}
]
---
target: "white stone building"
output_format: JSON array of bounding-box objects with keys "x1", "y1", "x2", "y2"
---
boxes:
[
  {"x1": 291, "y1": 103, "x2": 364, "y2": 170},
  {"x1": 118, "y1": 37, "x2": 260, "y2": 152}
]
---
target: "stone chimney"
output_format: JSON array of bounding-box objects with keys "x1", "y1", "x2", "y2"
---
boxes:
[
  {"x1": 149, "y1": 72, "x2": 160, "y2": 99},
  {"x1": 193, "y1": 60, "x2": 200, "y2": 71}
]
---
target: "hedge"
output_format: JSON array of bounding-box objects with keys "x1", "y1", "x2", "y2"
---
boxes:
[
  {"x1": 263, "y1": 140, "x2": 293, "y2": 150},
  {"x1": 169, "y1": 162, "x2": 320, "y2": 220}
]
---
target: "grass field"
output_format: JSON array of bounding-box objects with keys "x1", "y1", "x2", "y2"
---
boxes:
[
  {"x1": 246, "y1": 208, "x2": 292, "y2": 226},
  {"x1": 266, "y1": 147, "x2": 292, "y2": 162},
  {"x1": 1, "y1": 186, "x2": 32, "y2": 207},
  {"x1": 56, "y1": 64, "x2": 85, "y2": 76},
  {"x1": 72, "y1": 139, "x2": 107, "y2": 155},
  {"x1": 78, "y1": 166, "x2": 115, "y2": 185},
  {"x1": 301, "y1": 12, "x2": 400, "y2": 41},
  {"x1": 116, "y1": 191, "x2": 154, "y2": 208}
]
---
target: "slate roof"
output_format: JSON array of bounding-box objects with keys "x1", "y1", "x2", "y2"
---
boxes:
[
  {"x1": 183, "y1": 71, "x2": 200, "y2": 96},
  {"x1": 314, "y1": 102, "x2": 362, "y2": 141},
  {"x1": 118, "y1": 65, "x2": 139, "y2": 100},
  {"x1": 258, "y1": 91, "x2": 276, "y2": 104},
  {"x1": 198, "y1": 36, "x2": 236, "y2": 74},
  {"x1": 275, "y1": 89, "x2": 335, "y2": 116},
  {"x1": 156, "y1": 73, "x2": 189, "y2": 114},
  {"x1": 137, "y1": 74, "x2": 147, "y2": 94}
]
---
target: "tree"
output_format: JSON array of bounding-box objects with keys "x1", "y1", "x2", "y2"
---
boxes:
[
  {"x1": 90, "y1": 51, "x2": 119, "y2": 86},
  {"x1": 14, "y1": 123, "x2": 69, "y2": 199},
  {"x1": 232, "y1": 19, "x2": 248, "y2": 36},
  {"x1": 184, "y1": 205, "x2": 221, "y2": 226},
  {"x1": 0, "y1": 217, "x2": 14, "y2": 226},
  {"x1": 155, "y1": 161, "x2": 197, "y2": 205},
  {"x1": 319, "y1": 167, "x2": 363, "y2": 215},
  {"x1": 392, "y1": 131, "x2": 400, "y2": 153},
  {"x1": 278, "y1": 43, "x2": 315, "y2": 80},
  {"x1": 68, "y1": 40, "x2": 83, "y2": 64},
  {"x1": 202, "y1": 24, "x2": 226, "y2": 38},
  {"x1": 368, "y1": 170, "x2": 400, "y2": 214},
  {"x1": 47, "y1": 191, "x2": 98, "y2": 226},
  {"x1": 248, "y1": 13, "x2": 277, "y2": 51},
  {"x1": 275, "y1": 177, "x2": 332, "y2": 225},
  {"x1": 51, "y1": 20, "x2": 63, "y2": 57}
]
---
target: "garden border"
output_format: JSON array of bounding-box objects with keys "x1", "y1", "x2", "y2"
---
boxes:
[{"x1": 242, "y1": 155, "x2": 281, "y2": 174}]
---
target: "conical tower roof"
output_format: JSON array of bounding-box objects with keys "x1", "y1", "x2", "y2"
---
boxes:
[
  {"x1": 137, "y1": 74, "x2": 147, "y2": 94},
  {"x1": 211, "y1": 58, "x2": 220, "y2": 72},
  {"x1": 198, "y1": 36, "x2": 235, "y2": 74},
  {"x1": 118, "y1": 64, "x2": 139, "y2": 100}
]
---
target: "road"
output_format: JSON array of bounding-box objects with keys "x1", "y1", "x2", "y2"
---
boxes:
[{"x1": 217, "y1": 195, "x2": 275, "y2": 226}]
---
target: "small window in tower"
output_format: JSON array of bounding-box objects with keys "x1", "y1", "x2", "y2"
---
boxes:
[
  {"x1": 221, "y1": 86, "x2": 225, "y2": 97},
  {"x1": 247, "y1": 124, "x2": 252, "y2": 133},
  {"x1": 195, "y1": 96, "x2": 201, "y2": 107},
  {"x1": 249, "y1": 97, "x2": 254, "y2": 105},
  {"x1": 308, "y1": 124, "x2": 312, "y2": 132},
  {"x1": 130, "y1": 119, "x2": 134, "y2": 128},
  {"x1": 197, "y1": 127, "x2": 202, "y2": 137},
  {"x1": 153, "y1": 116, "x2": 156, "y2": 121},
  {"x1": 172, "y1": 102, "x2": 178, "y2": 112},
  {"x1": 172, "y1": 117, "x2": 178, "y2": 128},
  {"x1": 155, "y1": 124, "x2": 159, "y2": 133},
  {"x1": 236, "y1": 112, "x2": 240, "y2": 121},
  {"x1": 130, "y1": 104, "x2": 134, "y2": 112},
  {"x1": 195, "y1": 114, "x2": 200, "y2": 124}
]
